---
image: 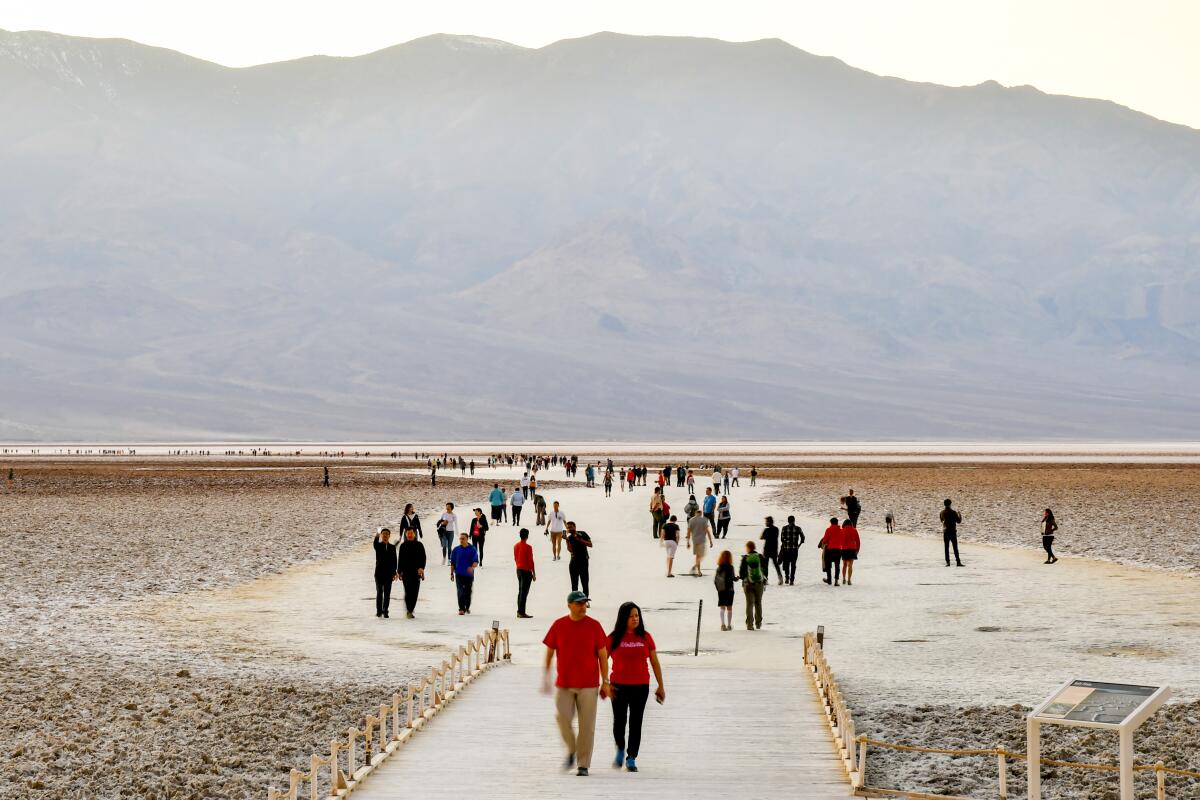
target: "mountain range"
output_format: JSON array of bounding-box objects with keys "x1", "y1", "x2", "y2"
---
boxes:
[{"x1": 1, "y1": 28, "x2": 1198, "y2": 440}]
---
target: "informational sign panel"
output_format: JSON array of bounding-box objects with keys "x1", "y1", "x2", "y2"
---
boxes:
[{"x1": 1036, "y1": 680, "x2": 1159, "y2": 727}]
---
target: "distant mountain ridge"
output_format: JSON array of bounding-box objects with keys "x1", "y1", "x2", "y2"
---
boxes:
[{"x1": 1, "y1": 29, "x2": 1198, "y2": 440}]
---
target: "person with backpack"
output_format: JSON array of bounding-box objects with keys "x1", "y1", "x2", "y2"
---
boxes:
[
  {"x1": 842, "y1": 489, "x2": 861, "y2": 528},
  {"x1": 840, "y1": 518, "x2": 860, "y2": 585},
  {"x1": 819, "y1": 517, "x2": 842, "y2": 586},
  {"x1": 739, "y1": 541, "x2": 766, "y2": 630},
  {"x1": 713, "y1": 550, "x2": 738, "y2": 630},
  {"x1": 779, "y1": 516, "x2": 805, "y2": 585},
  {"x1": 607, "y1": 602, "x2": 665, "y2": 773}
]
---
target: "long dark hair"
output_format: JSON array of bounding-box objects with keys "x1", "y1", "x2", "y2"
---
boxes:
[{"x1": 609, "y1": 601, "x2": 647, "y2": 650}]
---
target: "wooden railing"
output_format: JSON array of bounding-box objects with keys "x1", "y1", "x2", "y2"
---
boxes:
[
  {"x1": 267, "y1": 626, "x2": 511, "y2": 800},
  {"x1": 802, "y1": 631, "x2": 1200, "y2": 800}
]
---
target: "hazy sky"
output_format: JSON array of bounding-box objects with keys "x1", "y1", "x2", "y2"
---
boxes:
[{"x1": 4, "y1": 0, "x2": 1198, "y2": 129}]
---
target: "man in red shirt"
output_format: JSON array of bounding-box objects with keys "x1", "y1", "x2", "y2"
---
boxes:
[
  {"x1": 514, "y1": 528, "x2": 536, "y2": 618},
  {"x1": 543, "y1": 591, "x2": 611, "y2": 776}
]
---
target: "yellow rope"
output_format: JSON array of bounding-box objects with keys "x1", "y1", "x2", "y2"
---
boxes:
[{"x1": 857, "y1": 737, "x2": 1200, "y2": 780}]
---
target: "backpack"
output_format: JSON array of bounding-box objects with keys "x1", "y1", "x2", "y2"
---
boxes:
[{"x1": 745, "y1": 553, "x2": 764, "y2": 584}]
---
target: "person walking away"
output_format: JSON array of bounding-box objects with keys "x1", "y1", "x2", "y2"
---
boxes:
[
  {"x1": 608, "y1": 602, "x2": 665, "y2": 772},
  {"x1": 687, "y1": 511, "x2": 714, "y2": 576},
  {"x1": 663, "y1": 465, "x2": 672, "y2": 486},
  {"x1": 1041, "y1": 508, "x2": 1059, "y2": 564},
  {"x1": 711, "y1": 467, "x2": 722, "y2": 495},
  {"x1": 661, "y1": 515, "x2": 680, "y2": 577},
  {"x1": 702, "y1": 488, "x2": 717, "y2": 534},
  {"x1": 619, "y1": 469, "x2": 627, "y2": 492},
  {"x1": 449, "y1": 533, "x2": 479, "y2": 614},
  {"x1": 760, "y1": 516, "x2": 783, "y2": 584},
  {"x1": 686, "y1": 470, "x2": 695, "y2": 495},
  {"x1": 515, "y1": 528, "x2": 537, "y2": 618},
  {"x1": 819, "y1": 517, "x2": 842, "y2": 586},
  {"x1": 840, "y1": 518, "x2": 860, "y2": 585},
  {"x1": 843, "y1": 489, "x2": 861, "y2": 528},
  {"x1": 430, "y1": 464, "x2": 437, "y2": 487},
  {"x1": 683, "y1": 494, "x2": 699, "y2": 519},
  {"x1": 649, "y1": 488, "x2": 664, "y2": 539},
  {"x1": 399, "y1": 503, "x2": 423, "y2": 539},
  {"x1": 722, "y1": 472, "x2": 730, "y2": 495},
  {"x1": 521, "y1": 471, "x2": 531, "y2": 498},
  {"x1": 565, "y1": 521, "x2": 593, "y2": 596},
  {"x1": 739, "y1": 541, "x2": 766, "y2": 630},
  {"x1": 437, "y1": 503, "x2": 458, "y2": 565},
  {"x1": 543, "y1": 591, "x2": 611, "y2": 777},
  {"x1": 677, "y1": 464, "x2": 686, "y2": 488},
  {"x1": 730, "y1": 466, "x2": 740, "y2": 488},
  {"x1": 546, "y1": 501, "x2": 568, "y2": 560},
  {"x1": 323, "y1": 466, "x2": 330, "y2": 487},
  {"x1": 626, "y1": 467, "x2": 636, "y2": 490},
  {"x1": 603, "y1": 471, "x2": 613, "y2": 497},
  {"x1": 884, "y1": 510, "x2": 895, "y2": 534},
  {"x1": 534, "y1": 492, "x2": 548, "y2": 526},
  {"x1": 397, "y1": 527, "x2": 426, "y2": 618},
  {"x1": 750, "y1": 466, "x2": 758, "y2": 487},
  {"x1": 489, "y1": 484, "x2": 506, "y2": 525},
  {"x1": 779, "y1": 516, "x2": 805, "y2": 585},
  {"x1": 530, "y1": 473, "x2": 539, "y2": 498},
  {"x1": 372, "y1": 527, "x2": 398, "y2": 618},
  {"x1": 714, "y1": 550, "x2": 738, "y2": 630},
  {"x1": 470, "y1": 508, "x2": 489, "y2": 565},
  {"x1": 940, "y1": 499, "x2": 964, "y2": 567},
  {"x1": 511, "y1": 486, "x2": 526, "y2": 525},
  {"x1": 716, "y1": 495, "x2": 732, "y2": 539}
]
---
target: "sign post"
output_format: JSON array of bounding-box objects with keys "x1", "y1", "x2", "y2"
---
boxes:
[{"x1": 1027, "y1": 680, "x2": 1171, "y2": 800}]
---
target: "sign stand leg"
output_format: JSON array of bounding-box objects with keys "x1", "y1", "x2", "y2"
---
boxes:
[
  {"x1": 1026, "y1": 718, "x2": 1041, "y2": 800},
  {"x1": 1119, "y1": 728, "x2": 1134, "y2": 800}
]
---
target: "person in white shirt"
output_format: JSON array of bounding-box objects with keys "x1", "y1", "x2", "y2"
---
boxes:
[
  {"x1": 711, "y1": 468, "x2": 722, "y2": 495},
  {"x1": 511, "y1": 487, "x2": 526, "y2": 526},
  {"x1": 521, "y1": 472, "x2": 531, "y2": 494},
  {"x1": 730, "y1": 467, "x2": 740, "y2": 488},
  {"x1": 545, "y1": 501, "x2": 568, "y2": 561},
  {"x1": 437, "y1": 502, "x2": 459, "y2": 565}
]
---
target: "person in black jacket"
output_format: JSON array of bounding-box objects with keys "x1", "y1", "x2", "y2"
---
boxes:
[
  {"x1": 470, "y1": 508, "x2": 490, "y2": 565},
  {"x1": 779, "y1": 516, "x2": 805, "y2": 585},
  {"x1": 397, "y1": 527, "x2": 427, "y2": 618},
  {"x1": 373, "y1": 528, "x2": 399, "y2": 618},
  {"x1": 399, "y1": 503, "x2": 422, "y2": 539}
]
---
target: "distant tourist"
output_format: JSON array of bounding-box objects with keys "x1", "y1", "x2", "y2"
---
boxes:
[
  {"x1": 511, "y1": 486, "x2": 526, "y2": 526},
  {"x1": 542, "y1": 591, "x2": 611, "y2": 777},
  {"x1": 702, "y1": 487, "x2": 717, "y2": 532},
  {"x1": 940, "y1": 499, "x2": 964, "y2": 567},
  {"x1": 323, "y1": 466, "x2": 330, "y2": 487},
  {"x1": 437, "y1": 502, "x2": 458, "y2": 565},
  {"x1": 739, "y1": 541, "x2": 766, "y2": 630},
  {"x1": 397, "y1": 527, "x2": 426, "y2": 618},
  {"x1": 449, "y1": 533, "x2": 479, "y2": 615},
  {"x1": 819, "y1": 517, "x2": 842, "y2": 586},
  {"x1": 470, "y1": 508, "x2": 489, "y2": 565},
  {"x1": 760, "y1": 516, "x2": 783, "y2": 584},
  {"x1": 372, "y1": 527, "x2": 398, "y2": 618},
  {"x1": 515, "y1": 528, "x2": 536, "y2": 618},
  {"x1": 546, "y1": 501, "x2": 568, "y2": 560},
  {"x1": 750, "y1": 466, "x2": 758, "y2": 486},
  {"x1": 686, "y1": 470, "x2": 695, "y2": 494},
  {"x1": 489, "y1": 483, "x2": 506, "y2": 524},
  {"x1": 565, "y1": 521, "x2": 593, "y2": 596},
  {"x1": 661, "y1": 515, "x2": 680, "y2": 577},
  {"x1": 686, "y1": 510, "x2": 713, "y2": 576},
  {"x1": 650, "y1": 488, "x2": 664, "y2": 538},
  {"x1": 603, "y1": 471, "x2": 613, "y2": 497},
  {"x1": 884, "y1": 509, "x2": 895, "y2": 534},
  {"x1": 841, "y1": 489, "x2": 861, "y2": 528},
  {"x1": 534, "y1": 492, "x2": 548, "y2": 526},
  {"x1": 713, "y1": 550, "x2": 737, "y2": 630},
  {"x1": 779, "y1": 515, "x2": 805, "y2": 585},
  {"x1": 430, "y1": 464, "x2": 437, "y2": 487},
  {"x1": 683, "y1": 494, "x2": 699, "y2": 520},
  {"x1": 840, "y1": 518, "x2": 860, "y2": 585},
  {"x1": 730, "y1": 466, "x2": 740, "y2": 488},
  {"x1": 607, "y1": 602, "x2": 665, "y2": 773},
  {"x1": 1041, "y1": 508, "x2": 1059, "y2": 564},
  {"x1": 399, "y1": 503, "x2": 422, "y2": 539}
]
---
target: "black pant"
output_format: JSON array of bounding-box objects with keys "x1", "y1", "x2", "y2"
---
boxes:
[
  {"x1": 402, "y1": 574, "x2": 421, "y2": 613},
  {"x1": 716, "y1": 518, "x2": 730, "y2": 538},
  {"x1": 763, "y1": 550, "x2": 782, "y2": 582},
  {"x1": 605, "y1": 484, "x2": 612, "y2": 496},
  {"x1": 1042, "y1": 535, "x2": 1055, "y2": 559},
  {"x1": 780, "y1": 549, "x2": 798, "y2": 583},
  {"x1": 569, "y1": 560, "x2": 589, "y2": 596},
  {"x1": 848, "y1": 510, "x2": 860, "y2": 527},
  {"x1": 513, "y1": 506, "x2": 522, "y2": 525},
  {"x1": 611, "y1": 683, "x2": 650, "y2": 759},
  {"x1": 944, "y1": 532, "x2": 961, "y2": 565},
  {"x1": 455, "y1": 575, "x2": 474, "y2": 612},
  {"x1": 516, "y1": 569, "x2": 533, "y2": 615},
  {"x1": 474, "y1": 536, "x2": 486, "y2": 564},
  {"x1": 823, "y1": 549, "x2": 842, "y2": 583},
  {"x1": 374, "y1": 576, "x2": 392, "y2": 615}
]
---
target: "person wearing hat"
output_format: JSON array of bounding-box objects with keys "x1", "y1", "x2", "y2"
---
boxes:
[
  {"x1": 543, "y1": 591, "x2": 610, "y2": 777},
  {"x1": 372, "y1": 527, "x2": 398, "y2": 618}
]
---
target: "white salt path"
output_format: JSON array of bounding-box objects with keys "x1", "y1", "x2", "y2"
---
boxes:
[{"x1": 351, "y1": 664, "x2": 847, "y2": 799}]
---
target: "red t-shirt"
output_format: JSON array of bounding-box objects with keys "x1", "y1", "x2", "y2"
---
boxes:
[
  {"x1": 514, "y1": 540, "x2": 535, "y2": 572},
  {"x1": 609, "y1": 631, "x2": 657, "y2": 685},
  {"x1": 840, "y1": 525, "x2": 861, "y2": 551},
  {"x1": 821, "y1": 525, "x2": 841, "y2": 549},
  {"x1": 543, "y1": 615, "x2": 609, "y2": 688}
]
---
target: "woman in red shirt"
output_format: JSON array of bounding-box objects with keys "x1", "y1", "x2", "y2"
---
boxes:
[
  {"x1": 840, "y1": 519, "x2": 861, "y2": 586},
  {"x1": 607, "y1": 602, "x2": 666, "y2": 773}
]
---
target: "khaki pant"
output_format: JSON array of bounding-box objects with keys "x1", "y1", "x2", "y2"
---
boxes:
[{"x1": 555, "y1": 686, "x2": 599, "y2": 768}]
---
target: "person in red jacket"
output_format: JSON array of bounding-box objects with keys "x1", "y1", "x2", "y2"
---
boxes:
[
  {"x1": 839, "y1": 519, "x2": 860, "y2": 586},
  {"x1": 818, "y1": 517, "x2": 842, "y2": 586},
  {"x1": 514, "y1": 528, "x2": 536, "y2": 618}
]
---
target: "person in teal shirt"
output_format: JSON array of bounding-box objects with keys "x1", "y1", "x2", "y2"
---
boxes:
[{"x1": 489, "y1": 484, "x2": 506, "y2": 523}]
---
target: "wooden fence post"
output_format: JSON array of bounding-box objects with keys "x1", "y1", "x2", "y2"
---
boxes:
[{"x1": 997, "y1": 747, "x2": 1008, "y2": 799}]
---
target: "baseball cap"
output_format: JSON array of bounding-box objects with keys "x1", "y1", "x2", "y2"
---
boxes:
[{"x1": 566, "y1": 590, "x2": 589, "y2": 604}]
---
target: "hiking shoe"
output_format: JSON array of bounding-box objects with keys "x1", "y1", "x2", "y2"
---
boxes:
[
  {"x1": 626, "y1": 757, "x2": 638, "y2": 772},
  {"x1": 577, "y1": 768, "x2": 589, "y2": 777},
  {"x1": 614, "y1": 748, "x2": 624, "y2": 768}
]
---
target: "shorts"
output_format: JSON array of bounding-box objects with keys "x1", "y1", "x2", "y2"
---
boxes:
[
  {"x1": 717, "y1": 590, "x2": 734, "y2": 606},
  {"x1": 692, "y1": 542, "x2": 707, "y2": 559},
  {"x1": 663, "y1": 540, "x2": 679, "y2": 558},
  {"x1": 841, "y1": 550, "x2": 858, "y2": 561}
]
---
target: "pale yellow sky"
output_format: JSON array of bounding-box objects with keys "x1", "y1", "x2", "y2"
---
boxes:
[{"x1": 3, "y1": 0, "x2": 1198, "y2": 129}]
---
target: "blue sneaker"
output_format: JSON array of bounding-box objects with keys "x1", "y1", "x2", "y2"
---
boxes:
[
  {"x1": 613, "y1": 748, "x2": 624, "y2": 768},
  {"x1": 626, "y1": 757, "x2": 638, "y2": 772}
]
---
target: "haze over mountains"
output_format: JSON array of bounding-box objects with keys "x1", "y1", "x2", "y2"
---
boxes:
[{"x1": 1, "y1": 29, "x2": 1198, "y2": 440}]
